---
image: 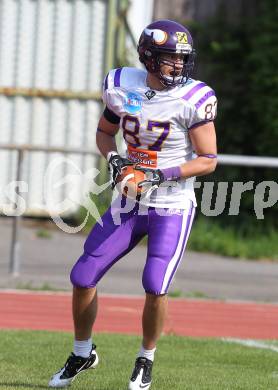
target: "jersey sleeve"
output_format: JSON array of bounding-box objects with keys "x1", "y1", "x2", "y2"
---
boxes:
[
  {"x1": 102, "y1": 68, "x2": 123, "y2": 115},
  {"x1": 185, "y1": 86, "x2": 217, "y2": 130}
]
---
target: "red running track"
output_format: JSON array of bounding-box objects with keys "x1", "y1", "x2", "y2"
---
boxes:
[{"x1": 0, "y1": 290, "x2": 278, "y2": 339}]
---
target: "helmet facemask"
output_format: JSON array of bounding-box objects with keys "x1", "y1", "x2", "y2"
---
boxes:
[
  {"x1": 156, "y1": 52, "x2": 195, "y2": 87},
  {"x1": 139, "y1": 48, "x2": 195, "y2": 88}
]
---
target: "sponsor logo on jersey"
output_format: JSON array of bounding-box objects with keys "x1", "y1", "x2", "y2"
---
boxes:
[
  {"x1": 124, "y1": 92, "x2": 143, "y2": 114},
  {"x1": 176, "y1": 32, "x2": 188, "y2": 44},
  {"x1": 145, "y1": 90, "x2": 156, "y2": 100},
  {"x1": 127, "y1": 145, "x2": 158, "y2": 168}
]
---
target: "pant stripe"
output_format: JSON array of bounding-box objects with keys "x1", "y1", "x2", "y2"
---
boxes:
[{"x1": 161, "y1": 203, "x2": 195, "y2": 294}]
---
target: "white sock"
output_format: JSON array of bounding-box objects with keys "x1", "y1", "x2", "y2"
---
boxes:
[
  {"x1": 137, "y1": 346, "x2": 156, "y2": 362},
  {"x1": 73, "y1": 338, "x2": 92, "y2": 358}
]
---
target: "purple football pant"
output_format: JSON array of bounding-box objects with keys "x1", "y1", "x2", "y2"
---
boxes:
[{"x1": 70, "y1": 200, "x2": 195, "y2": 295}]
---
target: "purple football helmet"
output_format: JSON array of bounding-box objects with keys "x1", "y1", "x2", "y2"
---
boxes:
[{"x1": 138, "y1": 19, "x2": 195, "y2": 87}]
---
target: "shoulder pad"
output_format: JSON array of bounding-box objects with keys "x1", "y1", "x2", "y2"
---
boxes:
[{"x1": 181, "y1": 79, "x2": 215, "y2": 108}]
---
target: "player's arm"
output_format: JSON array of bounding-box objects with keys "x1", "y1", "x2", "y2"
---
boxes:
[
  {"x1": 180, "y1": 121, "x2": 217, "y2": 178},
  {"x1": 136, "y1": 121, "x2": 217, "y2": 190},
  {"x1": 96, "y1": 106, "x2": 133, "y2": 188},
  {"x1": 96, "y1": 107, "x2": 120, "y2": 158}
]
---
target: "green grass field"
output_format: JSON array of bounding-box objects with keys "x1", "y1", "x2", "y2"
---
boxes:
[{"x1": 0, "y1": 330, "x2": 278, "y2": 390}]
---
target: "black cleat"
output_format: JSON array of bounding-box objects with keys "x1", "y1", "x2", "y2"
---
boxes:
[
  {"x1": 128, "y1": 357, "x2": 153, "y2": 390},
  {"x1": 48, "y1": 345, "x2": 99, "y2": 387}
]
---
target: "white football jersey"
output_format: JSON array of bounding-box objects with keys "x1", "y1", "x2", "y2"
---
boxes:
[{"x1": 102, "y1": 67, "x2": 217, "y2": 208}]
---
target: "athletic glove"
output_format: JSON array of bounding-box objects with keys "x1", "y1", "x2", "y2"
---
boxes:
[
  {"x1": 135, "y1": 165, "x2": 181, "y2": 196},
  {"x1": 107, "y1": 152, "x2": 133, "y2": 189},
  {"x1": 135, "y1": 167, "x2": 165, "y2": 190}
]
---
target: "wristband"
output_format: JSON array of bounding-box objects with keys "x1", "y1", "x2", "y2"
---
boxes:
[
  {"x1": 161, "y1": 166, "x2": 181, "y2": 181},
  {"x1": 198, "y1": 154, "x2": 217, "y2": 158}
]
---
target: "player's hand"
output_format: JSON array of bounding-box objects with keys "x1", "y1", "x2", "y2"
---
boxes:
[
  {"x1": 135, "y1": 166, "x2": 165, "y2": 194},
  {"x1": 108, "y1": 153, "x2": 133, "y2": 189}
]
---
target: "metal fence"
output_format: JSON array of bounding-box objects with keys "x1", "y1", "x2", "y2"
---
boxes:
[
  {"x1": 0, "y1": 0, "x2": 276, "y2": 275},
  {"x1": 1, "y1": 143, "x2": 277, "y2": 276},
  {"x1": 0, "y1": 0, "x2": 152, "y2": 276},
  {"x1": 218, "y1": 154, "x2": 278, "y2": 168},
  {"x1": 0, "y1": 144, "x2": 99, "y2": 276}
]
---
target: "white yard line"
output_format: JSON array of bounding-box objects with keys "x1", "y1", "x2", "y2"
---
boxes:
[{"x1": 222, "y1": 338, "x2": 278, "y2": 353}]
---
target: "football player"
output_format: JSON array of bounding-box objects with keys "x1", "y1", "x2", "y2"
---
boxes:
[{"x1": 49, "y1": 19, "x2": 217, "y2": 390}]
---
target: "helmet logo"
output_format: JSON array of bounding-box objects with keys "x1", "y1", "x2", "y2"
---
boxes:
[
  {"x1": 145, "y1": 28, "x2": 168, "y2": 45},
  {"x1": 176, "y1": 32, "x2": 188, "y2": 44}
]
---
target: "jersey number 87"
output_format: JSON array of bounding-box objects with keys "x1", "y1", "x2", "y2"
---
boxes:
[{"x1": 122, "y1": 115, "x2": 170, "y2": 152}]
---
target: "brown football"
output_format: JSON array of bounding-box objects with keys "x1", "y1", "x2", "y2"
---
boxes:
[{"x1": 116, "y1": 165, "x2": 146, "y2": 199}]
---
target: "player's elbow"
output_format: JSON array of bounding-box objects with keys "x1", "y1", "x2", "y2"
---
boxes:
[{"x1": 206, "y1": 158, "x2": 217, "y2": 174}]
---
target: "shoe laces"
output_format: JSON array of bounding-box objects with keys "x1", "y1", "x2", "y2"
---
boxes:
[
  {"x1": 60, "y1": 345, "x2": 97, "y2": 378},
  {"x1": 133, "y1": 357, "x2": 153, "y2": 381},
  {"x1": 65, "y1": 353, "x2": 84, "y2": 367},
  {"x1": 59, "y1": 353, "x2": 86, "y2": 378}
]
